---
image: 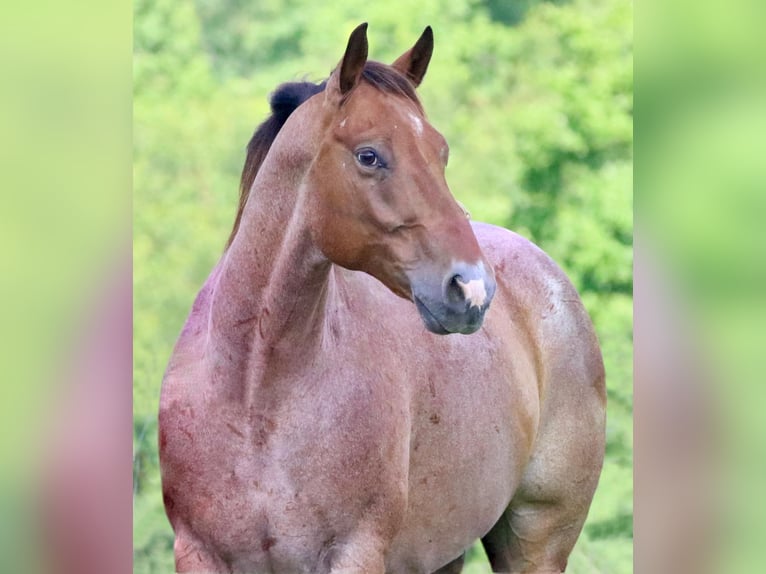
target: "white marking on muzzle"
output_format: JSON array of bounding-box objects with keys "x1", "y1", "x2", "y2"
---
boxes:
[{"x1": 456, "y1": 278, "x2": 487, "y2": 309}]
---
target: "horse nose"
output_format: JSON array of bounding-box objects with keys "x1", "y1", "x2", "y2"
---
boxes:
[{"x1": 444, "y1": 262, "x2": 496, "y2": 313}]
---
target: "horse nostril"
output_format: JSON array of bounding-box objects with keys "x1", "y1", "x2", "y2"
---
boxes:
[
  {"x1": 445, "y1": 270, "x2": 490, "y2": 311},
  {"x1": 446, "y1": 274, "x2": 466, "y2": 305}
]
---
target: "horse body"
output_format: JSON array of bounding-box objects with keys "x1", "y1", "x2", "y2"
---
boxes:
[{"x1": 160, "y1": 24, "x2": 605, "y2": 573}]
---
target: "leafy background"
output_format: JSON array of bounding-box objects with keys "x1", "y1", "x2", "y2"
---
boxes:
[{"x1": 133, "y1": 0, "x2": 632, "y2": 572}]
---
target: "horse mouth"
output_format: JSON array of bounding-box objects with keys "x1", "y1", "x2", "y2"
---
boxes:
[
  {"x1": 413, "y1": 295, "x2": 451, "y2": 335},
  {"x1": 413, "y1": 293, "x2": 488, "y2": 335}
]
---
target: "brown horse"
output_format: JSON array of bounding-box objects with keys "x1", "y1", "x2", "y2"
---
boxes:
[{"x1": 159, "y1": 24, "x2": 605, "y2": 574}]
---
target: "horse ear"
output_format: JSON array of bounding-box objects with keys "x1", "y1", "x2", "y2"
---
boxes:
[
  {"x1": 391, "y1": 26, "x2": 433, "y2": 87},
  {"x1": 328, "y1": 23, "x2": 368, "y2": 102}
]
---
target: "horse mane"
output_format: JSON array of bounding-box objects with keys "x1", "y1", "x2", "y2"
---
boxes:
[
  {"x1": 226, "y1": 80, "x2": 326, "y2": 249},
  {"x1": 225, "y1": 61, "x2": 422, "y2": 250}
]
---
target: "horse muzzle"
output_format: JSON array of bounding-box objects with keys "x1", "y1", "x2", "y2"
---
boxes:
[{"x1": 411, "y1": 261, "x2": 496, "y2": 335}]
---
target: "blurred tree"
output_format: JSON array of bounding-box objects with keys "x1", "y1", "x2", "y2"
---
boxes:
[
  {"x1": 482, "y1": 0, "x2": 571, "y2": 26},
  {"x1": 505, "y1": 0, "x2": 632, "y2": 297},
  {"x1": 194, "y1": 0, "x2": 308, "y2": 80},
  {"x1": 134, "y1": 0, "x2": 214, "y2": 97}
]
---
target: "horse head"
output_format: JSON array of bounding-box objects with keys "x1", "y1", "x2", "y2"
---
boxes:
[{"x1": 305, "y1": 23, "x2": 496, "y2": 335}]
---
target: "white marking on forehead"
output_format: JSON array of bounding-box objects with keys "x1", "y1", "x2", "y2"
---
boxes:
[
  {"x1": 407, "y1": 112, "x2": 423, "y2": 136},
  {"x1": 456, "y1": 278, "x2": 487, "y2": 309},
  {"x1": 339, "y1": 118, "x2": 347, "y2": 128}
]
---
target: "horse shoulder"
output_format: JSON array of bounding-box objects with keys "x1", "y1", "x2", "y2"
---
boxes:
[{"x1": 471, "y1": 221, "x2": 606, "y2": 406}]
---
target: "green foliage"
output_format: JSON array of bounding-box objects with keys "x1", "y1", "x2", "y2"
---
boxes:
[
  {"x1": 482, "y1": 0, "x2": 571, "y2": 26},
  {"x1": 134, "y1": 0, "x2": 632, "y2": 572},
  {"x1": 134, "y1": 0, "x2": 214, "y2": 98},
  {"x1": 505, "y1": 0, "x2": 633, "y2": 294}
]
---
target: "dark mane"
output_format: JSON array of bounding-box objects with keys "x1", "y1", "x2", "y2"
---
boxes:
[
  {"x1": 226, "y1": 80, "x2": 326, "y2": 249},
  {"x1": 225, "y1": 61, "x2": 422, "y2": 250}
]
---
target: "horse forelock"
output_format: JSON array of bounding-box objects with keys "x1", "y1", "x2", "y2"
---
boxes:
[
  {"x1": 226, "y1": 61, "x2": 421, "y2": 251},
  {"x1": 357, "y1": 61, "x2": 422, "y2": 112}
]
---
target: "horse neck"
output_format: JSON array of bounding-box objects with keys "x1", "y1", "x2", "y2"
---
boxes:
[{"x1": 209, "y1": 100, "x2": 332, "y2": 371}]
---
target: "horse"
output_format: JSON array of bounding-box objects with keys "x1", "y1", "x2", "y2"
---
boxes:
[{"x1": 159, "y1": 23, "x2": 606, "y2": 574}]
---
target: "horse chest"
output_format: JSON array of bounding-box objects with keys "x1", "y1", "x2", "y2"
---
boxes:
[{"x1": 162, "y1": 282, "x2": 538, "y2": 572}]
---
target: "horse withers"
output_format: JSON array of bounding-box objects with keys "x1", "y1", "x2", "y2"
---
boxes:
[{"x1": 159, "y1": 23, "x2": 606, "y2": 574}]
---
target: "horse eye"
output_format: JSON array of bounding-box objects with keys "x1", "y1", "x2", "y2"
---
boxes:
[{"x1": 355, "y1": 148, "x2": 381, "y2": 168}]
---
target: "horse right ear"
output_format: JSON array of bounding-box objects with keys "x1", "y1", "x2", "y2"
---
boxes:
[
  {"x1": 391, "y1": 26, "x2": 433, "y2": 87},
  {"x1": 327, "y1": 22, "x2": 368, "y2": 105}
]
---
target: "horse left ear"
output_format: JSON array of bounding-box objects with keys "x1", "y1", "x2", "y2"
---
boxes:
[
  {"x1": 328, "y1": 22, "x2": 369, "y2": 103},
  {"x1": 392, "y1": 26, "x2": 433, "y2": 87}
]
